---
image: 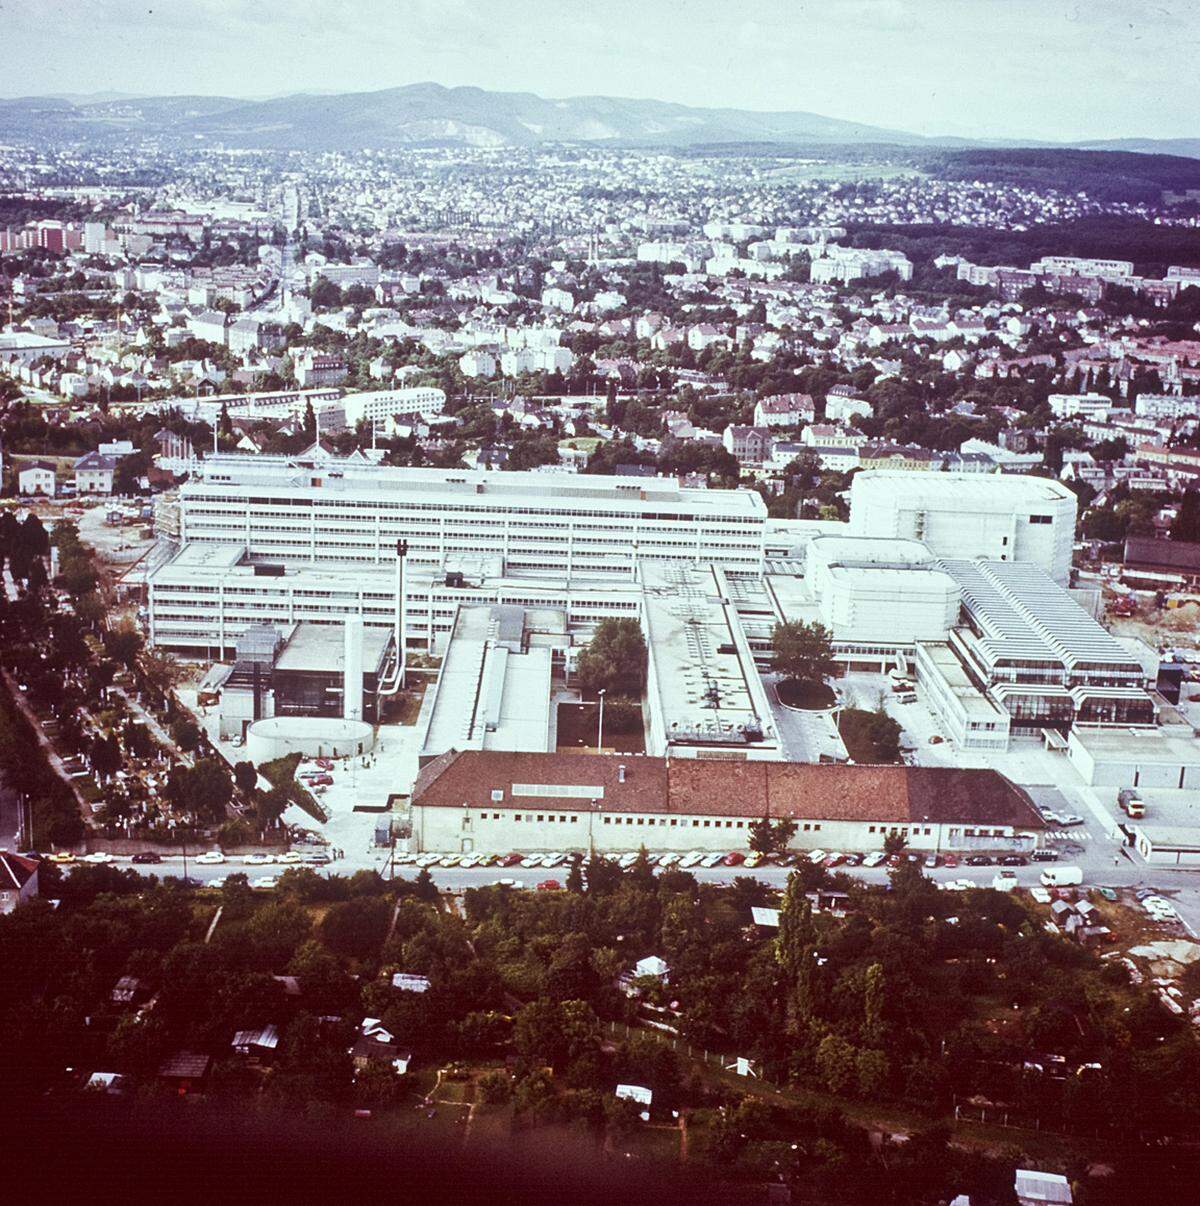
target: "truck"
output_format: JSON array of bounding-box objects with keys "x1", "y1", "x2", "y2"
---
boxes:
[
  {"x1": 1118, "y1": 788, "x2": 1145, "y2": 819},
  {"x1": 1040, "y1": 866, "x2": 1083, "y2": 888}
]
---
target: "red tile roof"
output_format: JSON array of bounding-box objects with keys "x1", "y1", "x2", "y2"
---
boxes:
[
  {"x1": 413, "y1": 751, "x2": 1043, "y2": 829},
  {"x1": 0, "y1": 851, "x2": 38, "y2": 890}
]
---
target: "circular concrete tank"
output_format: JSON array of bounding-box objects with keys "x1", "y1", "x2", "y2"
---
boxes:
[{"x1": 245, "y1": 716, "x2": 375, "y2": 763}]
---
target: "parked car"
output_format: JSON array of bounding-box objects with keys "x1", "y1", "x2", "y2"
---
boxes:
[
  {"x1": 499, "y1": 853, "x2": 524, "y2": 867},
  {"x1": 965, "y1": 854, "x2": 994, "y2": 866},
  {"x1": 303, "y1": 851, "x2": 331, "y2": 865},
  {"x1": 807, "y1": 850, "x2": 828, "y2": 865},
  {"x1": 243, "y1": 853, "x2": 274, "y2": 866},
  {"x1": 196, "y1": 851, "x2": 225, "y2": 865},
  {"x1": 998, "y1": 855, "x2": 1027, "y2": 867},
  {"x1": 924, "y1": 854, "x2": 940, "y2": 869},
  {"x1": 520, "y1": 855, "x2": 544, "y2": 869},
  {"x1": 823, "y1": 853, "x2": 844, "y2": 868},
  {"x1": 722, "y1": 851, "x2": 745, "y2": 866},
  {"x1": 1030, "y1": 849, "x2": 1060, "y2": 862},
  {"x1": 941, "y1": 854, "x2": 958, "y2": 868},
  {"x1": 701, "y1": 852, "x2": 724, "y2": 868},
  {"x1": 536, "y1": 879, "x2": 562, "y2": 891},
  {"x1": 82, "y1": 851, "x2": 113, "y2": 865},
  {"x1": 131, "y1": 851, "x2": 161, "y2": 865},
  {"x1": 842, "y1": 852, "x2": 863, "y2": 867},
  {"x1": 862, "y1": 852, "x2": 887, "y2": 868},
  {"x1": 743, "y1": 853, "x2": 762, "y2": 868},
  {"x1": 251, "y1": 876, "x2": 278, "y2": 890}
]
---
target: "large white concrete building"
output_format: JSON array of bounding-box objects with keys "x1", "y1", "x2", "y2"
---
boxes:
[
  {"x1": 641, "y1": 563, "x2": 781, "y2": 761},
  {"x1": 849, "y1": 471, "x2": 1077, "y2": 585},
  {"x1": 177, "y1": 455, "x2": 767, "y2": 581}
]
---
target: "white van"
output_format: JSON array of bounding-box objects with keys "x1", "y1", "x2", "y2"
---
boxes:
[{"x1": 1039, "y1": 866, "x2": 1083, "y2": 887}]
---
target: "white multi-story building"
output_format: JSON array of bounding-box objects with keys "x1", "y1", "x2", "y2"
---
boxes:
[
  {"x1": 1048, "y1": 393, "x2": 1122, "y2": 421},
  {"x1": 333, "y1": 387, "x2": 447, "y2": 430},
  {"x1": 848, "y1": 471, "x2": 1077, "y2": 585},
  {"x1": 1135, "y1": 394, "x2": 1200, "y2": 421},
  {"x1": 147, "y1": 544, "x2": 643, "y2": 658},
  {"x1": 1031, "y1": 256, "x2": 1133, "y2": 279},
  {"x1": 175, "y1": 455, "x2": 767, "y2": 579},
  {"x1": 810, "y1": 247, "x2": 913, "y2": 285}
]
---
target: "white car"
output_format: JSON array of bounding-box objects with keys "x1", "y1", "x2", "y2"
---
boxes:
[
  {"x1": 862, "y1": 851, "x2": 887, "y2": 868},
  {"x1": 807, "y1": 849, "x2": 828, "y2": 865},
  {"x1": 701, "y1": 852, "x2": 724, "y2": 868},
  {"x1": 459, "y1": 855, "x2": 478, "y2": 869},
  {"x1": 251, "y1": 876, "x2": 278, "y2": 890},
  {"x1": 541, "y1": 853, "x2": 565, "y2": 868},
  {"x1": 658, "y1": 853, "x2": 681, "y2": 867},
  {"x1": 679, "y1": 852, "x2": 704, "y2": 868},
  {"x1": 208, "y1": 877, "x2": 227, "y2": 890},
  {"x1": 439, "y1": 855, "x2": 461, "y2": 868},
  {"x1": 277, "y1": 851, "x2": 304, "y2": 864},
  {"x1": 243, "y1": 852, "x2": 274, "y2": 866},
  {"x1": 82, "y1": 851, "x2": 113, "y2": 864},
  {"x1": 196, "y1": 851, "x2": 225, "y2": 865},
  {"x1": 618, "y1": 852, "x2": 639, "y2": 868},
  {"x1": 520, "y1": 855, "x2": 544, "y2": 868}
]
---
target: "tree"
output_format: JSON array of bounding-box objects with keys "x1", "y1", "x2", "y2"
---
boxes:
[
  {"x1": 575, "y1": 618, "x2": 647, "y2": 698},
  {"x1": 1172, "y1": 489, "x2": 1200, "y2": 544},
  {"x1": 883, "y1": 831, "x2": 909, "y2": 857},
  {"x1": 815, "y1": 1033, "x2": 859, "y2": 1096},
  {"x1": 776, "y1": 872, "x2": 815, "y2": 982},
  {"x1": 565, "y1": 853, "x2": 584, "y2": 894},
  {"x1": 771, "y1": 620, "x2": 836, "y2": 685},
  {"x1": 749, "y1": 815, "x2": 799, "y2": 855},
  {"x1": 233, "y1": 761, "x2": 258, "y2": 794},
  {"x1": 170, "y1": 716, "x2": 202, "y2": 753}
]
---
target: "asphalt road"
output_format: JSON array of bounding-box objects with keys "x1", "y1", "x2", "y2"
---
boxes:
[{"x1": 80, "y1": 850, "x2": 1200, "y2": 906}]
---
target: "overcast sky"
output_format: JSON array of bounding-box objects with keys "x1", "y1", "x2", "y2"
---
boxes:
[{"x1": 2, "y1": 0, "x2": 1196, "y2": 142}]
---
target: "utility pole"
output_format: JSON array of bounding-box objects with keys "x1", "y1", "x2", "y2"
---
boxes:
[{"x1": 597, "y1": 689, "x2": 606, "y2": 752}]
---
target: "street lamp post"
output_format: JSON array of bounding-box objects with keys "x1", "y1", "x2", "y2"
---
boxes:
[{"x1": 597, "y1": 689, "x2": 606, "y2": 753}]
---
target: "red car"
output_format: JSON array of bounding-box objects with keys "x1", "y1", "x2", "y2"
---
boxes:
[
  {"x1": 315, "y1": 758, "x2": 334, "y2": 770},
  {"x1": 722, "y1": 851, "x2": 745, "y2": 866},
  {"x1": 822, "y1": 853, "x2": 844, "y2": 868},
  {"x1": 499, "y1": 852, "x2": 524, "y2": 867},
  {"x1": 536, "y1": 879, "x2": 562, "y2": 891},
  {"x1": 942, "y1": 854, "x2": 958, "y2": 869}
]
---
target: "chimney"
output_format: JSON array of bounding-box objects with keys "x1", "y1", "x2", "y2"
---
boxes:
[{"x1": 618, "y1": 764, "x2": 627, "y2": 783}]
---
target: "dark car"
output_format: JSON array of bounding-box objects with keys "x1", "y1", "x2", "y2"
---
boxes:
[
  {"x1": 965, "y1": 854, "x2": 994, "y2": 866},
  {"x1": 999, "y1": 855, "x2": 1027, "y2": 867},
  {"x1": 1030, "y1": 849, "x2": 1060, "y2": 862},
  {"x1": 131, "y1": 851, "x2": 162, "y2": 865}
]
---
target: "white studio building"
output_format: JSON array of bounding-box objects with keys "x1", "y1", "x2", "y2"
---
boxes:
[
  {"x1": 849, "y1": 471, "x2": 1077, "y2": 585},
  {"x1": 173, "y1": 454, "x2": 767, "y2": 582},
  {"x1": 150, "y1": 455, "x2": 767, "y2": 658},
  {"x1": 641, "y1": 562, "x2": 782, "y2": 761}
]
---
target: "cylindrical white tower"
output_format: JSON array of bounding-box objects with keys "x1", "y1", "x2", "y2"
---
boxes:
[{"x1": 343, "y1": 617, "x2": 364, "y2": 721}]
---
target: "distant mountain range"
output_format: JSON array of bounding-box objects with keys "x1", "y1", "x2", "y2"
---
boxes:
[{"x1": 0, "y1": 82, "x2": 1196, "y2": 158}]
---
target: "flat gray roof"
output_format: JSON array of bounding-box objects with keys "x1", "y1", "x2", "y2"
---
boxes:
[{"x1": 274, "y1": 623, "x2": 393, "y2": 675}]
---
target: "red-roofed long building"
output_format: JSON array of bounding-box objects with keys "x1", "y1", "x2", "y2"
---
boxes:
[
  {"x1": 0, "y1": 851, "x2": 39, "y2": 914},
  {"x1": 410, "y1": 750, "x2": 1045, "y2": 856}
]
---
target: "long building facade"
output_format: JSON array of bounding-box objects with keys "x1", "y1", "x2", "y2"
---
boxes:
[
  {"x1": 410, "y1": 749, "x2": 1046, "y2": 855},
  {"x1": 179, "y1": 455, "x2": 767, "y2": 579}
]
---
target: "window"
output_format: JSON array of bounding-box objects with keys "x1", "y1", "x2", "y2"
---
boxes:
[
  {"x1": 571, "y1": 816, "x2": 578, "y2": 823},
  {"x1": 537, "y1": 815, "x2": 544, "y2": 823},
  {"x1": 515, "y1": 815, "x2": 522, "y2": 823}
]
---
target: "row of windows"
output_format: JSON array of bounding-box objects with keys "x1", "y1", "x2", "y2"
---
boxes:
[{"x1": 867, "y1": 825, "x2": 933, "y2": 836}]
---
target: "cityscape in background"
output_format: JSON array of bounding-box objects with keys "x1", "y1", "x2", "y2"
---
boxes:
[{"x1": 3, "y1": 4, "x2": 1200, "y2": 1204}]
